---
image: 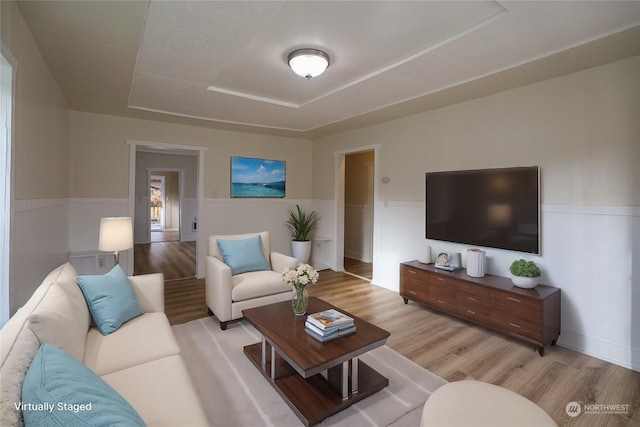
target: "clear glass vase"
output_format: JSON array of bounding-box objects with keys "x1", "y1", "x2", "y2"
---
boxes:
[{"x1": 292, "y1": 287, "x2": 308, "y2": 316}]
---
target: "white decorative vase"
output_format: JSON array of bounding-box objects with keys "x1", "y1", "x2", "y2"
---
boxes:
[
  {"x1": 418, "y1": 245, "x2": 432, "y2": 264},
  {"x1": 466, "y1": 249, "x2": 486, "y2": 277},
  {"x1": 291, "y1": 240, "x2": 312, "y2": 264},
  {"x1": 511, "y1": 276, "x2": 538, "y2": 289}
]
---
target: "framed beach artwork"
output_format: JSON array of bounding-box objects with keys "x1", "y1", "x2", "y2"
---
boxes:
[{"x1": 230, "y1": 156, "x2": 286, "y2": 198}]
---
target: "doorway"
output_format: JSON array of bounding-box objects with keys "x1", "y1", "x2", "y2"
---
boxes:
[
  {"x1": 149, "y1": 172, "x2": 181, "y2": 243},
  {"x1": 150, "y1": 175, "x2": 165, "y2": 232},
  {"x1": 129, "y1": 141, "x2": 205, "y2": 280},
  {"x1": 343, "y1": 150, "x2": 375, "y2": 281}
]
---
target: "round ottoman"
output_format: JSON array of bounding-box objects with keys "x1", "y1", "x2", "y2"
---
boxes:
[{"x1": 421, "y1": 380, "x2": 557, "y2": 427}]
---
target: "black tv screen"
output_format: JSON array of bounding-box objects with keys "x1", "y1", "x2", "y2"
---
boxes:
[{"x1": 426, "y1": 166, "x2": 540, "y2": 254}]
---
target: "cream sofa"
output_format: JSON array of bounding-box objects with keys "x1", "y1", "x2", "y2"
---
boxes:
[
  {"x1": 206, "y1": 231, "x2": 298, "y2": 329},
  {"x1": 0, "y1": 262, "x2": 208, "y2": 426}
]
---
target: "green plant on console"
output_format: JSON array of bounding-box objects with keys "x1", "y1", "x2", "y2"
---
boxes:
[
  {"x1": 509, "y1": 259, "x2": 541, "y2": 278},
  {"x1": 286, "y1": 204, "x2": 320, "y2": 241}
]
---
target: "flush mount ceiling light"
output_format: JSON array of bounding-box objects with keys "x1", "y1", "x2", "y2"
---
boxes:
[{"x1": 287, "y1": 48, "x2": 330, "y2": 79}]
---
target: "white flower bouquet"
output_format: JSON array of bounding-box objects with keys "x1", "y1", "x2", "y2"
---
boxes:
[{"x1": 282, "y1": 263, "x2": 319, "y2": 292}]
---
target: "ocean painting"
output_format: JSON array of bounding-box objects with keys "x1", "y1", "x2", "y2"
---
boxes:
[{"x1": 231, "y1": 157, "x2": 286, "y2": 198}]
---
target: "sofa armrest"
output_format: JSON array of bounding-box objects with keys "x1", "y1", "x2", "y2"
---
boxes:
[
  {"x1": 270, "y1": 252, "x2": 299, "y2": 274},
  {"x1": 128, "y1": 273, "x2": 165, "y2": 313},
  {"x1": 205, "y1": 256, "x2": 233, "y2": 322}
]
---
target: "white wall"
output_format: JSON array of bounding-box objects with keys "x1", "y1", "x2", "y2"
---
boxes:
[
  {"x1": 2, "y1": 1, "x2": 71, "y2": 314},
  {"x1": 312, "y1": 56, "x2": 640, "y2": 371}
]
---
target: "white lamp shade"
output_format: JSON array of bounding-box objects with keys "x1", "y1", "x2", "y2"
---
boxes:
[
  {"x1": 99, "y1": 217, "x2": 133, "y2": 252},
  {"x1": 288, "y1": 49, "x2": 329, "y2": 79}
]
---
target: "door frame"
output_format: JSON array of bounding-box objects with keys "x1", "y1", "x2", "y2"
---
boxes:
[
  {"x1": 1, "y1": 45, "x2": 16, "y2": 326},
  {"x1": 127, "y1": 140, "x2": 206, "y2": 277},
  {"x1": 333, "y1": 144, "x2": 380, "y2": 274}
]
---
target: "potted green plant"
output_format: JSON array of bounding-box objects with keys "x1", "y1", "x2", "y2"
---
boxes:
[
  {"x1": 285, "y1": 204, "x2": 320, "y2": 263},
  {"x1": 509, "y1": 259, "x2": 541, "y2": 289}
]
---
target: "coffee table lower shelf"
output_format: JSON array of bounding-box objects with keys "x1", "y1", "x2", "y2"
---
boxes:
[{"x1": 244, "y1": 342, "x2": 389, "y2": 426}]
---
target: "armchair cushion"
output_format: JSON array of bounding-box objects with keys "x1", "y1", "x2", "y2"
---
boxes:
[
  {"x1": 231, "y1": 270, "x2": 292, "y2": 302},
  {"x1": 216, "y1": 235, "x2": 270, "y2": 275}
]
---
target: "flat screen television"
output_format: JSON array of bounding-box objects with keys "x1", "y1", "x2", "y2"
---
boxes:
[{"x1": 426, "y1": 166, "x2": 540, "y2": 254}]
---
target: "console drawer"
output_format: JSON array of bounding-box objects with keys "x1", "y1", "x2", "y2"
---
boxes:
[
  {"x1": 428, "y1": 283, "x2": 457, "y2": 314},
  {"x1": 428, "y1": 273, "x2": 457, "y2": 287},
  {"x1": 491, "y1": 290, "x2": 542, "y2": 341},
  {"x1": 400, "y1": 266, "x2": 428, "y2": 302},
  {"x1": 457, "y1": 283, "x2": 490, "y2": 322}
]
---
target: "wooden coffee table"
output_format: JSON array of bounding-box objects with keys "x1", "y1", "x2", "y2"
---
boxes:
[{"x1": 243, "y1": 297, "x2": 390, "y2": 426}]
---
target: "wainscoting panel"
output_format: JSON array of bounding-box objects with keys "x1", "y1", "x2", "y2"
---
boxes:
[{"x1": 11, "y1": 199, "x2": 69, "y2": 315}]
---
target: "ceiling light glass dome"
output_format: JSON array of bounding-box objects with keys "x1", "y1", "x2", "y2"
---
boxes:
[{"x1": 288, "y1": 49, "x2": 330, "y2": 79}]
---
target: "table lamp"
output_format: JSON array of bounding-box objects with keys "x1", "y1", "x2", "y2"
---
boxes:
[{"x1": 99, "y1": 217, "x2": 133, "y2": 265}]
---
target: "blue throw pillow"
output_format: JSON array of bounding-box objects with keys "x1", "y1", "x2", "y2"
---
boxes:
[
  {"x1": 217, "y1": 235, "x2": 270, "y2": 275},
  {"x1": 22, "y1": 344, "x2": 146, "y2": 426},
  {"x1": 77, "y1": 265, "x2": 143, "y2": 335}
]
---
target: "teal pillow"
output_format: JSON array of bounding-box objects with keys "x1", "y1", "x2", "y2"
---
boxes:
[
  {"x1": 217, "y1": 235, "x2": 270, "y2": 275},
  {"x1": 22, "y1": 344, "x2": 146, "y2": 426},
  {"x1": 77, "y1": 265, "x2": 143, "y2": 335}
]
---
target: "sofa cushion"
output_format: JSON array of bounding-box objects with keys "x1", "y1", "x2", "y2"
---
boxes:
[
  {"x1": 49, "y1": 262, "x2": 91, "y2": 332},
  {"x1": 102, "y1": 355, "x2": 208, "y2": 427},
  {"x1": 77, "y1": 265, "x2": 144, "y2": 335},
  {"x1": 84, "y1": 312, "x2": 181, "y2": 376},
  {"x1": 1, "y1": 263, "x2": 80, "y2": 367},
  {"x1": 27, "y1": 284, "x2": 88, "y2": 361},
  {"x1": 0, "y1": 329, "x2": 39, "y2": 427},
  {"x1": 231, "y1": 270, "x2": 292, "y2": 302},
  {"x1": 22, "y1": 344, "x2": 145, "y2": 427},
  {"x1": 217, "y1": 235, "x2": 270, "y2": 275}
]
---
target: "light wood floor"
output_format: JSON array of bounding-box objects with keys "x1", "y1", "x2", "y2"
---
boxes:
[
  {"x1": 163, "y1": 270, "x2": 639, "y2": 426},
  {"x1": 134, "y1": 240, "x2": 196, "y2": 281},
  {"x1": 344, "y1": 257, "x2": 373, "y2": 281},
  {"x1": 150, "y1": 230, "x2": 179, "y2": 242}
]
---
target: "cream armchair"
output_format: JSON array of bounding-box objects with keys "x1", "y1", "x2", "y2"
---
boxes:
[{"x1": 205, "y1": 231, "x2": 298, "y2": 330}]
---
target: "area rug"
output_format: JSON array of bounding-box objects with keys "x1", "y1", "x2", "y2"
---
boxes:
[{"x1": 172, "y1": 317, "x2": 447, "y2": 427}]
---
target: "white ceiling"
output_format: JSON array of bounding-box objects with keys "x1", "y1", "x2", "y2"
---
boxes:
[{"x1": 17, "y1": 1, "x2": 640, "y2": 139}]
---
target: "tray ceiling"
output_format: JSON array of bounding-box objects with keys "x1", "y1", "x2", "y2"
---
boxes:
[{"x1": 17, "y1": 1, "x2": 640, "y2": 138}]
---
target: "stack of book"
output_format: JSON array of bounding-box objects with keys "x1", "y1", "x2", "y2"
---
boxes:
[{"x1": 305, "y1": 309, "x2": 356, "y2": 342}]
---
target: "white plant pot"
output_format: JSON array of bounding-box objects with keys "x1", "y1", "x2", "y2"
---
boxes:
[
  {"x1": 291, "y1": 240, "x2": 311, "y2": 264},
  {"x1": 511, "y1": 275, "x2": 538, "y2": 289}
]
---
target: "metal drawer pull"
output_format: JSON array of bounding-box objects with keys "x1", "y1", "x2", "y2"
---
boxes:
[
  {"x1": 507, "y1": 297, "x2": 521, "y2": 303},
  {"x1": 467, "y1": 296, "x2": 476, "y2": 301},
  {"x1": 467, "y1": 310, "x2": 476, "y2": 315},
  {"x1": 436, "y1": 277, "x2": 445, "y2": 282},
  {"x1": 408, "y1": 270, "x2": 417, "y2": 275},
  {"x1": 509, "y1": 322, "x2": 521, "y2": 329},
  {"x1": 409, "y1": 291, "x2": 416, "y2": 295},
  {"x1": 437, "y1": 299, "x2": 445, "y2": 304}
]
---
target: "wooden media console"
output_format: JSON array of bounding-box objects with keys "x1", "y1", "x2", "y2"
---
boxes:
[{"x1": 400, "y1": 260, "x2": 561, "y2": 356}]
